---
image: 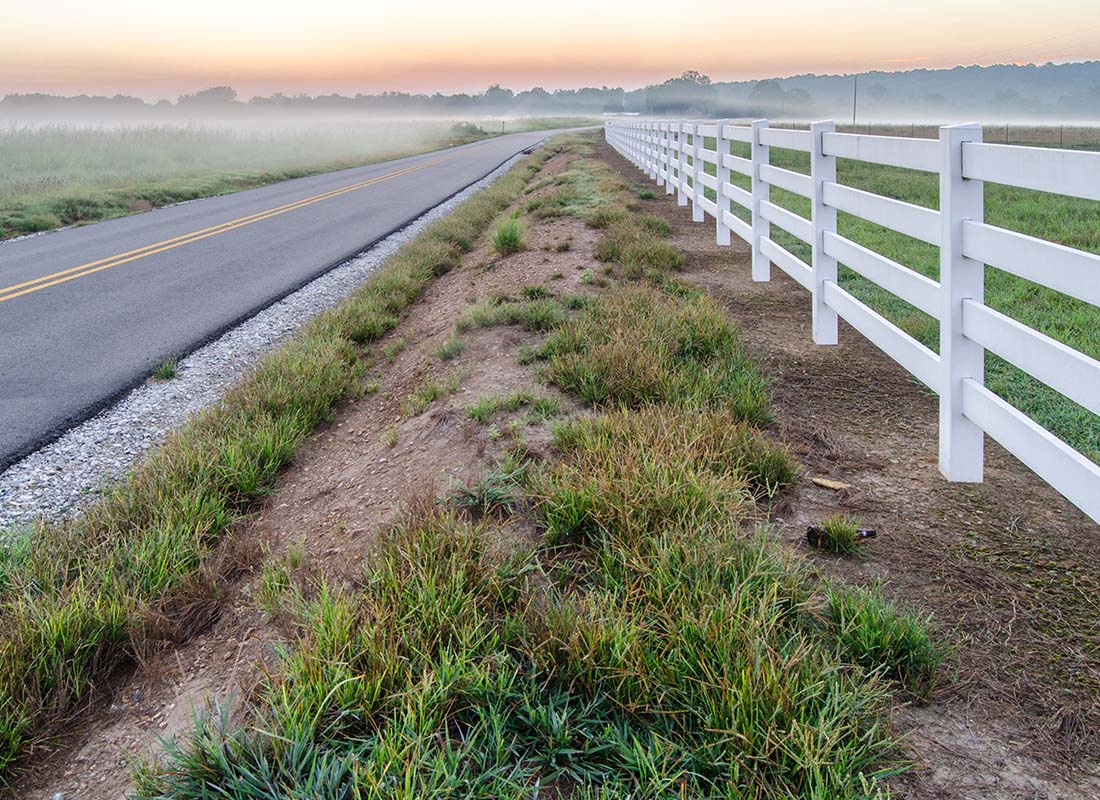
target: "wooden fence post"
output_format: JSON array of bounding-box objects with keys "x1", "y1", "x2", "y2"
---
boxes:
[
  {"x1": 811, "y1": 120, "x2": 838, "y2": 344},
  {"x1": 939, "y1": 122, "x2": 985, "y2": 482},
  {"x1": 751, "y1": 119, "x2": 771, "y2": 281},
  {"x1": 715, "y1": 119, "x2": 731, "y2": 246}
]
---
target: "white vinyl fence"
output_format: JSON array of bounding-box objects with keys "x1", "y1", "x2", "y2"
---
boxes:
[{"x1": 605, "y1": 118, "x2": 1100, "y2": 523}]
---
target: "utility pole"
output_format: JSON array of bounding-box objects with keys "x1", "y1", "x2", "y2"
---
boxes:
[{"x1": 852, "y1": 74, "x2": 859, "y2": 127}]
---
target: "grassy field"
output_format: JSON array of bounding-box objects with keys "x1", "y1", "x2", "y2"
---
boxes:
[
  {"x1": 695, "y1": 128, "x2": 1100, "y2": 464},
  {"x1": 0, "y1": 117, "x2": 596, "y2": 239}
]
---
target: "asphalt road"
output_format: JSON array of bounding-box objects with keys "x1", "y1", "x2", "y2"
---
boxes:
[{"x1": 0, "y1": 129, "x2": 553, "y2": 470}]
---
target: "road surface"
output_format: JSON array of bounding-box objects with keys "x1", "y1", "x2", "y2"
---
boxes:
[{"x1": 0, "y1": 129, "x2": 553, "y2": 470}]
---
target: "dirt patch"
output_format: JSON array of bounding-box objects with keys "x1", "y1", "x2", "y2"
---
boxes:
[{"x1": 596, "y1": 138, "x2": 1100, "y2": 798}]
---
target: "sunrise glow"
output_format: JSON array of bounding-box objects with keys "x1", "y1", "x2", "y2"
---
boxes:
[{"x1": 4, "y1": 0, "x2": 1099, "y2": 98}]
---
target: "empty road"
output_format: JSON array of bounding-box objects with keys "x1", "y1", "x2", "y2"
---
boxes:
[{"x1": 0, "y1": 129, "x2": 552, "y2": 470}]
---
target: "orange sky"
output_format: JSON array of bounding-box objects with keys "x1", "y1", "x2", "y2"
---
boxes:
[{"x1": 3, "y1": 0, "x2": 1099, "y2": 99}]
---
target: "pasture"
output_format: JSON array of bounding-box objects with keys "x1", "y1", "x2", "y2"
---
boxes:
[
  {"x1": 0, "y1": 117, "x2": 594, "y2": 239},
  {"x1": 704, "y1": 126, "x2": 1100, "y2": 464}
]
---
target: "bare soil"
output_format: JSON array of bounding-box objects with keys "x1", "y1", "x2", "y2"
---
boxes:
[{"x1": 12, "y1": 142, "x2": 1100, "y2": 799}]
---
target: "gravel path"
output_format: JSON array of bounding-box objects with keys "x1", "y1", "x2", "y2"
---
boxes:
[{"x1": 0, "y1": 155, "x2": 523, "y2": 531}]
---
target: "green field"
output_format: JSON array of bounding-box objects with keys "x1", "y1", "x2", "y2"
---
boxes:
[
  {"x1": 0, "y1": 117, "x2": 597, "y2": 239},
  {"x1": 692, "y1": 129, "x2": 1100, "y2": 464}
]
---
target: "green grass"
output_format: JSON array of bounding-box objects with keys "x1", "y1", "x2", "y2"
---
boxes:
[
  {"x1": 537, "y1": 284, "x2": 773, "y2": 426},
  {"x1": 448, "y1": 452, "x2": 529, "y2": 517},
  {"x1": 435, "y1": 333, "x2": 466, "y2": 361},
  {"x1": 381, "y1": 337, "x2": 406, "y2": 363},
  {"x1": 826, "y1": 583, "x2": 945, "y2": 700},
  {"x1": 693, "y1": 133, "x2": 1100, "y2": 463},
  {"x1": 465, "y1": 389, "x2": 560, "y2": 424},
  {"x1": 809, "y1": 513, "x2": 864, "y2": 556},
  {"x1": 490, "y1": 215, "x2": 525, "y2": 255},
  {"x1": 456, "y1": 296, "x2": 566, "y2": 334},
  {"x1": 151, "y1": 357, "x2": 178, "y2": 380},
  {"x1": 403, "y1": 369, "x2": 468, "y2": 416},
  {"x1": 520, "y1": 284, "x2": 551, "y2": 300},
  {"x1": 0, "y1": 144, "x2": 553, "y2": 782}
]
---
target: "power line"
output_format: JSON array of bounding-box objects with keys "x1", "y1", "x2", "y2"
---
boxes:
[{"x1": 965, "y1": 22, "x2": 1100, "y2": 64}]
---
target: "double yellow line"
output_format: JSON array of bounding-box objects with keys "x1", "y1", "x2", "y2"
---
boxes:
[{"x1": 0, "y1": 152, "x2": 457, "y2": 304}]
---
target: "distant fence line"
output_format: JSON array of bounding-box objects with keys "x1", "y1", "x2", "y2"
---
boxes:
[{"x1": 605, "y1": 118, "x2": 1100, "y2": 522}]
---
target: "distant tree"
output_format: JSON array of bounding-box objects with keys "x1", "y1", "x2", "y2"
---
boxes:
[
  {"x1": 177, "y1": 86, "x2": 238, "y2": 106},
  {"x1": 645, "y1": 71, "x2": 715, "y2": 113},
  {"x1": 678, "y1": 70, "x2": 712, "y2": 87}
]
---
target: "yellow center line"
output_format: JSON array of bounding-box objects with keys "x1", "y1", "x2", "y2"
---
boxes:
[{"x1": 0, "y1": 150, "x2": 462, "y2": 304}]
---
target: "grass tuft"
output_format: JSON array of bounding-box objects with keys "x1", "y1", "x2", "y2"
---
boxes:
[
  {"x1": 466, "y1": 390, "x2": 560, "y2": 425},
  {"x1": 435, "y1": 333, "x2": 465, "y2": 361},
  {"x1": 403, "y1": 370, "x2": 467, "y2": 416},
  {"x1": 539, "y1": 284, "x2": 772, "y2": 425},
  {"x1": 152, "y1": 357, "x2": 178, "y2": 380},
  {"x1": 826, "y1": 583, "x2": 945, "y2": 700},
  {"x1": 490, "y1": 216, "x2": 525, "y2": 255},
  {"x1": 810, "y1": 513, "x2": 864, "y2": 555}
]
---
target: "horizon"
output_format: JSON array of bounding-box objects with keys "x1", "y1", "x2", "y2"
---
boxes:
[
  {"x1": 4, "y1": 0, "x2": 1099, "y2": 101},
  {"x1": 3, "y1": 58, "x2": 1100, "y2": 105}
]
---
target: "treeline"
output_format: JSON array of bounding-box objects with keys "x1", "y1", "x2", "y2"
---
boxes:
[
  {"x1": 0, "y1": 85, "x2": 626, "y2": 117},
  {"x1": 4, "y1": 60, "x2": 1100, "y2": 122}
]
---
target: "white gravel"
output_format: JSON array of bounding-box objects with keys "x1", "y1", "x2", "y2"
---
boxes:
[{"x1": 0, "y1": 154, "x2": 524, "y2": 531}]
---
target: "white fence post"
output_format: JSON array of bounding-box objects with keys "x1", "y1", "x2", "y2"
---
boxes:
[
  {"x1": 676, "y1": 123, "x2": 689, "y2": 206},
  {"x1": 655, "y1": 123, "x2": 665, "y2": 188},
  {"x1": 811, "y1": 120, "x2": 838, "y2": 345},
  {"x1": 751, "y1": 119, "x2": 771, "y2": 281},
  {"x1": 665, "y1": 124, "x2": 676, "y2": 195},
  {"x1": 691, "y1": 120, "x2": 705, "y2": 222},
  {"x1": 939, "y1": 122, "x2": 985, "y2": 482},
  {"x1": 642, "y1": 121, "x2": 651, "y2": 179},
  {"x1": 715, "y1": 118, "x2": 731, "y2": 246}
]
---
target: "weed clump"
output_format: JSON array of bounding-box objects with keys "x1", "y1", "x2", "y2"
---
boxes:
[
  {"x1": 809, "y1": 513, "x2": 863, "y2": 555},
  {"x1": 436, "y1": 333, "x2": 465, "y2": 361},
  {"x1": 532, "y1": 406, "x2": 794, "y2": 546},
  {"x1": 490, "y1": 216, "x2": 525, "y2": 255},
  {"x1": 826, "y1": 583, "x2": 945, "y2": 699},
  {"x1": 152, "y1": 357, "x2": 178, "y2": 380},
  {"x1": 540, "y1": 284, "x2": 772, "y2": 425},
  {"x1": 456, "y1": 297, "x2": 565, "y2": 334}
]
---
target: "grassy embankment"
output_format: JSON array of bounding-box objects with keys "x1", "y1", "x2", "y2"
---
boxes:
[
  {"x1": 0, "y1": 117, "x2": 595, "y2": 240},
  {"x1": 0, "y1": 145, "x2": 553, "y2": 780},
  {"x1": 690, "y1": 130, "x2": 1100, "y2": 464},
  {"x1": 132, "y1": 136, "x2": 941, "y2": 798}
]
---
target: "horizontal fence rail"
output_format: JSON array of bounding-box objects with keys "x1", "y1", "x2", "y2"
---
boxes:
[{"x1": 605, "y1": 117, "x2": 1100, "y2": 523}]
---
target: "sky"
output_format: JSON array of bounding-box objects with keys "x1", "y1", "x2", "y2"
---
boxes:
[{"x1": 3, "y1": 0, "x2": 1100, "y2": 100}]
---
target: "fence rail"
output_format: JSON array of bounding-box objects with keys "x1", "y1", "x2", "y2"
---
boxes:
[{"x1": 605, "y1": 118, "x2": 1100, "y2": 523}]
